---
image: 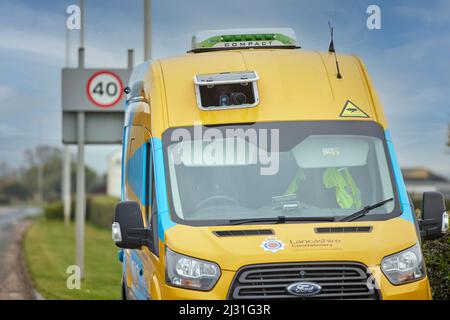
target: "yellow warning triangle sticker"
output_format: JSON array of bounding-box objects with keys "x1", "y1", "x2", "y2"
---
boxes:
[{"x1": 339, "y1": 100, "x2": 369, "y2": 118}]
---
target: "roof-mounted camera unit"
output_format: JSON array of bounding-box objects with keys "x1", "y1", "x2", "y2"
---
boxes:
[{"x1": 194, "y1": 70, "x2": 260, "y2": 111}]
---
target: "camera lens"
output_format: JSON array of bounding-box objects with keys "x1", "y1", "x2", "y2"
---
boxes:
[
  {"x1": 230, "y1": 92, "x2": 247, "y2": 105},
  {"x1": 219, "y1": 94, "x2": 230, "y2": 106}
]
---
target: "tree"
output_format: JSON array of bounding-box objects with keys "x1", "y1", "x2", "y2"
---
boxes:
[
  {"x1": 0, "y1": 145, "x2": 103, "y2": 204},
  {"x1": 0, "y1": 180, "x2": 32, "y2": 201},
  {"x1": 22, "y1": 145, "x2": 102, "y2": 202}
]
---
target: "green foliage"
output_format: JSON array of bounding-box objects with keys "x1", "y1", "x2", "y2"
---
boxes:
[
  {"x1": 43, "y1": 201, "x2": 75, "y2": 220},
  {"x1": 43, "y1": 202, "x2": 64, "y2": 220},
  {"x1": 0, "y1": 193, "x2": 9, "y2": 205},
  {"x1": 42, "y1": 195, "x2": 118, "y2": 228},
  {"x1": 422, "y1": 234, "x2": 450, "y2": 300},
  {"x1": 0, "y1": 145, "x2": 103, "y2": 204},
  {"x1": 0, "y1": 179, "x2": 32, "y2": 203},
  {"x1": 87, "y1": 195, "x2": 118, "y2": 229},
  {"x1": 412, "y1": 198, "x2": 450, "y2": 300}
]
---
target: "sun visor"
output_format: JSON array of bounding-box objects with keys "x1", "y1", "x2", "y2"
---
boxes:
[{"x1": 292, "y1": 135, "x2": 369, "y2": 168}]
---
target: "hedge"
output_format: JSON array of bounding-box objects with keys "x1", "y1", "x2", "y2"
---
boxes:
[
  {"x1": 43, "y1": 201, "x2": 73, "y2": 220},
  {"x1": 422, "y1": 234, "x2": 449, "y2": 300},
  {"x1": 88, "y1": 195, "x2": 118, "y2": 229},
  {"x1": 411, "y1": 198, "x2": 449, "y2": 300},
  {"x1": 43, "y1": 195, "x2": 117, "y2": 229}
]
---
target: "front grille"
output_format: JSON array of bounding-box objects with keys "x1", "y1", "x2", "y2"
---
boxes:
[{"x1": 228, "y1": 262, "x2": 379, "y2": 300}]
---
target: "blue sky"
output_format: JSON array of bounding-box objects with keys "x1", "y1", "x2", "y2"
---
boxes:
[{"x1": 0, "y1": 0, "x2": 449, "y2": 176}]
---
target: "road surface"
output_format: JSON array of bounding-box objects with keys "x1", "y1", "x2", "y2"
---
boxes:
[{"x1": 0, "y1": 207, "x2": 41, "y2": 300}]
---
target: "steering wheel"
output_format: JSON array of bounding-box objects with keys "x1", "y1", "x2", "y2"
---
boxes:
[{"x1": 196, "y1": 195, "x2": 239, "y2": 210}]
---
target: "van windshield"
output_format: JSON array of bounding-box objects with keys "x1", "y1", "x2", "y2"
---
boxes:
[{"x1": 163, "y1": 121, "x2": 399, "y2": 224}]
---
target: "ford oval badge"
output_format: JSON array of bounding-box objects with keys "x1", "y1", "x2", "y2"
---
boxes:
[{"x1": 287, "y1": 282, "x2": 322, "y2": 297}]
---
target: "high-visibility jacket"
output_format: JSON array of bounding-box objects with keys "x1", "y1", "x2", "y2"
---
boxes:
[{"x1": 323, "y1": 168, "x2": 362, "y2": 209}]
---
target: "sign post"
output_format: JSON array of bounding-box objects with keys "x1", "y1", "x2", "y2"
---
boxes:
[
  {"x1": 76, "y1": 110, "x2": 85, "y2": 274},
  {"x1": 62, "y1": 47, "x2": 133, "y2": 277},
  {"x1": 63, "y1": 145, "x2": 71, "y2": 227},
  {"x1": 144, "y1": 0, "x2": 152, "y2": 60}
]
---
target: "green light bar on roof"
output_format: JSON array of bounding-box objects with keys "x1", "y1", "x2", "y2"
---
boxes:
[{"x1": 191, "y1": 28, "x2": 298, "y2": 52}]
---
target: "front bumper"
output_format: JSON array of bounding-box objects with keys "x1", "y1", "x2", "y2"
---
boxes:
[{"x1": 159, "y1": 265, "x2": 431, "y2": 300}]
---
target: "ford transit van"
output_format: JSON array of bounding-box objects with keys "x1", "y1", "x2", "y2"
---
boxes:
[{"x1": 112, "y1": 28, "x2": 448, "y2": 300}]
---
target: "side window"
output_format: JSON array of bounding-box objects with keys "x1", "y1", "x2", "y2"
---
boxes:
[
  {"x1": 145, "y1": 142, "x2": 153, "y2": 225},
  {"x1": 146, "y1": 141, "x2": 159, "y2": 256},
  {"x1": 150, "y1": 167, "x2": 159, "y2": 256},
  {"x1": 151, "y1": 164, "x2": 158, "y2": 221}
]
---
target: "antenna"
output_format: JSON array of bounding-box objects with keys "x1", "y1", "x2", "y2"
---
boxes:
[
  {"x1": 328, "y1": 21, "x2": 342, "y2": 79},
  {"x1": 328, "y1": 21, "x2": 335, "y2": 53}
]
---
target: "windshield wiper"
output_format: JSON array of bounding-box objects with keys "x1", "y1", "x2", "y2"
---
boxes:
[
  {"x1": 229, "y1": 216, "x2": 335, "y2": 225},
  {"x1": 339, "y1": 198, "x2": 394, "y2": 222}
]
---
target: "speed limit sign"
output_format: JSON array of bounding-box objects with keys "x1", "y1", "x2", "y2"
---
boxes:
[{"x1": 86, "y1": 71, "x2": 124, "y2": 108}]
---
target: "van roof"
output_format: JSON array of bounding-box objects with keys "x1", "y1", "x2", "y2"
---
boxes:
[{"x1": 154, "y1": 48, "x2": 387, "y2": 129}]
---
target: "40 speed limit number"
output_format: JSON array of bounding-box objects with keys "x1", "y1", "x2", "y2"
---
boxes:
[{"x1": 86, "y1": 71, "x2": 124, "y2": 108}]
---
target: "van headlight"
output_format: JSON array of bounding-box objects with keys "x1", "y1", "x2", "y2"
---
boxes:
[
  {"x1": 381, "y1": 243, "x2": 425, "y2": 285},
  {"x1": 165, "y1": 247, "x2": 221, "y2": 291}
]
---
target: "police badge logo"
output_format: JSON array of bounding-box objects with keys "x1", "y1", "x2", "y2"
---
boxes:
[{"x1": 260, "y1": 237, "x2": 286, "y2": 253}]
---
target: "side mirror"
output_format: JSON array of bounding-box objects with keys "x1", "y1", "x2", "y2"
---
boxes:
[
  {"x1": 112, "y1": 201, "x2": 151, "y2": 249},
  {"x1": 420, "y1": 192, "x2": 448, "y2": 240}
]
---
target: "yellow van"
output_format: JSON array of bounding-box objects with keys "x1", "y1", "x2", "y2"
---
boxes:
[{"x1": 112, "y1": 28, "x2": 448, "y2": 300}]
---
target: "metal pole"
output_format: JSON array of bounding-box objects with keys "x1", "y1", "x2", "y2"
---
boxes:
[
  {"x1": 63, "y1": 146, "x2": 71, "y2": 226},
  {"x1": 73, "y1": 0, "x2": 86, "y2": 278},
  {"x1": 143, "y1": 0, "x2": 151, "y2": 61},
  {"x1": 78, "y1": 47, "x2": 85, "y2": 68},
  {"x1": 63, "y1": 23, "x2": 71, "y2": 226},
  {"x1": 65, "y1": 23, "x2": 70, "y2": 67},
  {"x1": 75, "y1": 111, "x2": 85, "y2": 276},
  {"x1": 128, "y1": 49, "x2": 134, "y2": 69},
  {"x1": 79, "y1": 0, "x2": 85, "y2": 48}
]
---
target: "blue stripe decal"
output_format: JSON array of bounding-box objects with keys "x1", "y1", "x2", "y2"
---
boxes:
[
  {"x1": 121, "y1": 250, "x2": 126, "y2": 274},
  {"x1": 385, "y1": 130, "x2": 414, "y2": 223},
  {"x1": 151, "y1": 137, "x2": 176, "y2": 241}
]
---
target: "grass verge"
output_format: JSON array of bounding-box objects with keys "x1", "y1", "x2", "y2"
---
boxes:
[{"x1": 23, "y1": 218, "x2": 121, "y2": 300}]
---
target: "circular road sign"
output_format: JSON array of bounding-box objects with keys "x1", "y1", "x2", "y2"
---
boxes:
[{"x1": 86, "y1": 71, "x2": 124, "y2": 108}]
